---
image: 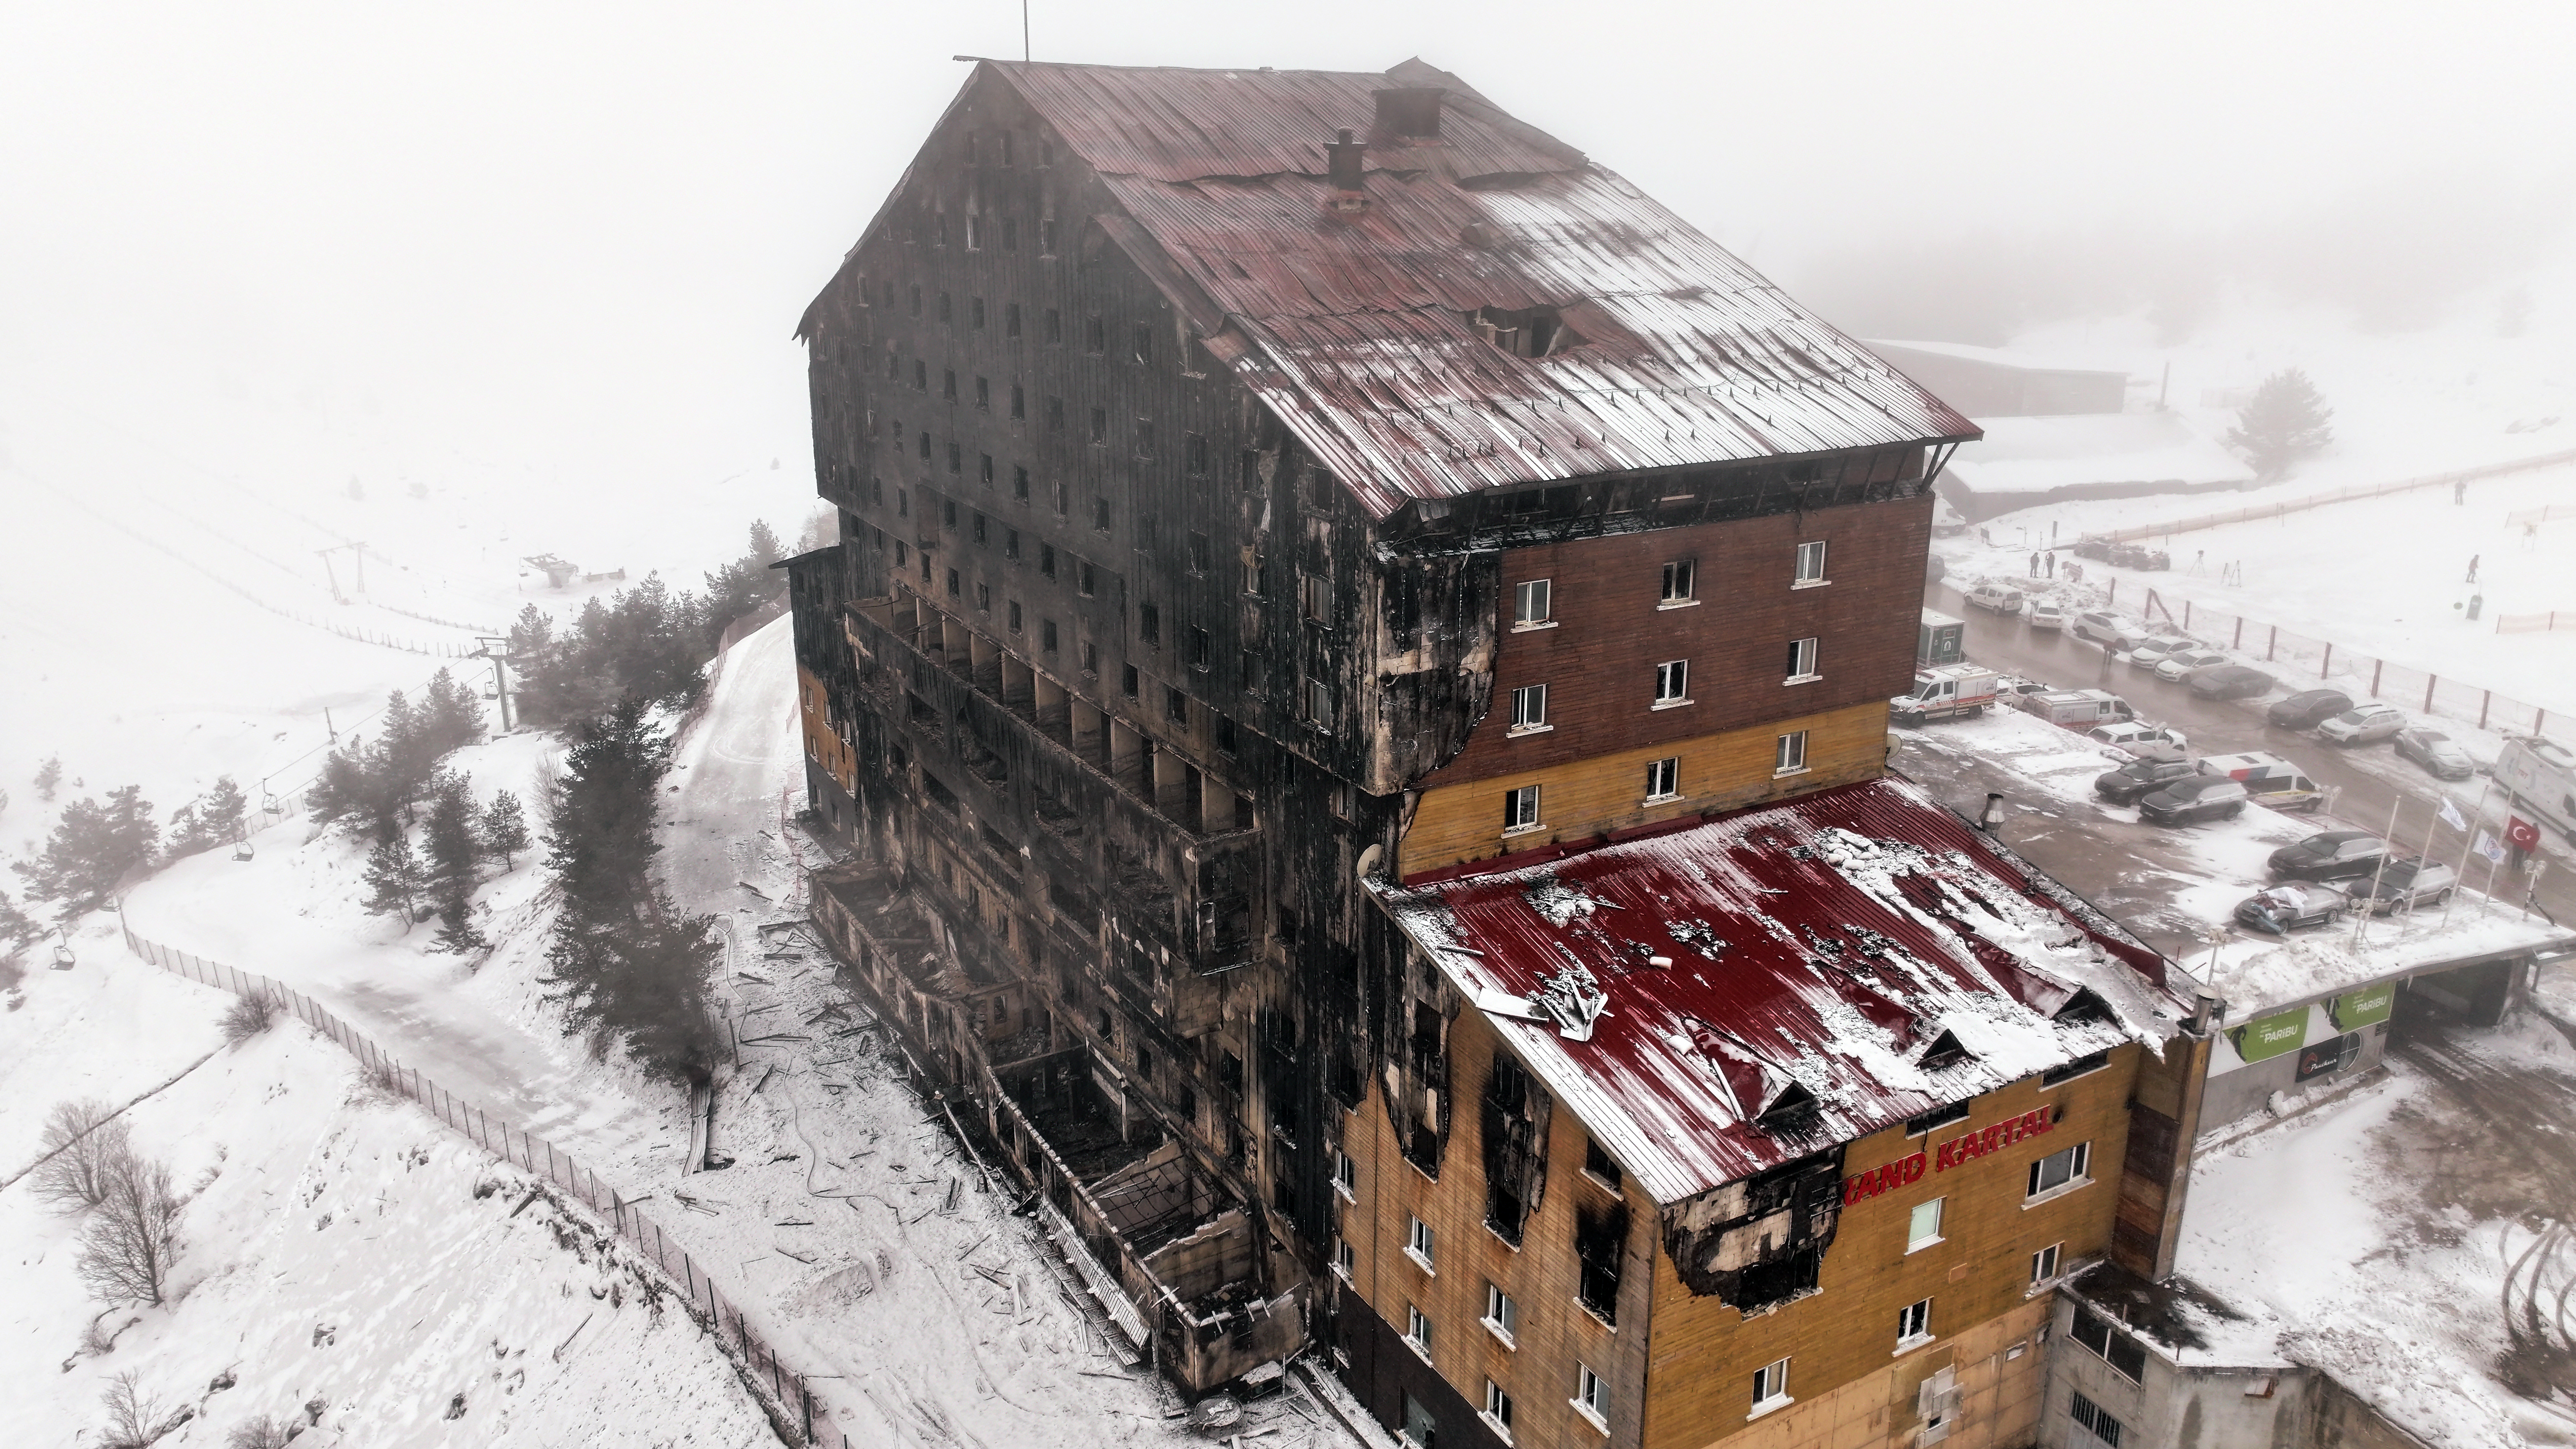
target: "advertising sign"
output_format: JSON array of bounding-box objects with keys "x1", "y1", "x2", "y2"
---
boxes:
[
  {"x1": 2330, "y1": 983, "x2": 2396, "y2": 1032},
  {"x1": 2294, "y1": 1032, "x2": 2362, "y2": 1082},
  {"x1": 2229, "y1": 1004, "x2": 2309, "y2": 1065}
]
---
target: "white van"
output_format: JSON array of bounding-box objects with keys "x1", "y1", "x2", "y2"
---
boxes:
[
  {"x1": 2494, "y1": 736, "x2": 2576, "y2": 844},
  {"x1": 2018, "y1": 689, "x2": 2140, "y2": 730}
]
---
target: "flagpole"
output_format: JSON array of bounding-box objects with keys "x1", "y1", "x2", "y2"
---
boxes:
[
  {"x1": 2439, "y1": 775, "x2": 2495, "y2": 932},
  {"x1": 2352, "y1": 794, "x2": 2404, "y2": 952}
]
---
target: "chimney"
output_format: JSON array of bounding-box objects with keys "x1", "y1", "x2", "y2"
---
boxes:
[
  {"x1": 1373, "y1": 87, "x2": 1444, "y2": 140},
  {"x1": 1326, "y1": 128, "x2": 1367, "y2": 191}
]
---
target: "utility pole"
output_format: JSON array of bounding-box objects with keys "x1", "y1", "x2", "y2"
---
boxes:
[{"x1": 474, "y1": 638, "x2": 515, "y2": 732}]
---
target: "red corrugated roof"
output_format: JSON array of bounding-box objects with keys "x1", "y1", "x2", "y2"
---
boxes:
[
  {"x1": 985, "y1": 60, "x2": 1979, "y2": 517},
  {"x1": 1372, "y1": 777, "x2": 2189, "y2": 1206}
]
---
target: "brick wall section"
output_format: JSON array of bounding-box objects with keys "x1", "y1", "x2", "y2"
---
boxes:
[{"x1": 1422, "y1": 493, "x2": 1934, "y2": 791}]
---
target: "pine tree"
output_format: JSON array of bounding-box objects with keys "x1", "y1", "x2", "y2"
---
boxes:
[
  {"x1": 478, "y1": 790, "x2": 531, "y2": 869},
  {"x1": 35, "y1": 756, "x2": 62, "y2": 803},
  {"x1": 543, "y1": 698, "x2": 671, "y2": 914},
  {"x1": 746, "y1": 519, "x2": 783, "y2": 569},
  {"x1": 421, "y1": 773, "x2": 485, "y2": 955},
  {"x1": 0, "y1": 886, "x2": 40, "y2": 965},
  {"x1": 360, "y1": 834, "x2": 424, "y2": 926},
  {"x1": 418, "y1": 669, "x2": 487, "y2": 757},
  {"x1": 167, "y1": 776, "x2": 248, "y2": 859},
  {"x1": 13, "y1": 786, "x2": 157, "y2": 920},
  {"x1": 2227, "y1": 368, "x2": 2335, "y2": 481}
]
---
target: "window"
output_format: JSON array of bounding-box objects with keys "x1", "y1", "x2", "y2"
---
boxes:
[
  {"x1": 1794, "y1": 540, "x2": 1828, "y2": 584},
  {"x1": 1407, "y1": 1215, "x2": 1436, "y2": 1271},
  {"x1": 979, "y1": 452, "x2": 995, "y2": 486},
  {"x1": 1186, "y1": 529, "x2": 1209, "y2": 574},
  {"x1": 1654, "y1": 660, "x2": 1690, "y2": 706},
  {"x1": 1041, "y1": 619, "x2": 1058, "y2": 654},
  {"x1": 1775, "y1": 730, "x2": 1809, "y2": 775},
  {"x1": 1077, "y1": 561, "x2": 1096, "y2": 596},
  {"x1": 1186, "y1": 626, "x2": 1210, "y2": 671},
  {"x1": 1133, "y1": 418, "x2": 1154, "y2": 457},
  {"x1": 1044, "y1": 307, "x2": 1061, "y2": 343},
  {"x1": 1584, "y1": 1138, "x2": 1622, "y2": 1189},
  {"x1": 1248, "y1": 552, "x2": 1268, "y2": 596},
  {"x1": 2071, "y1": 1392, "x2": 2127, "y2": 1448},
  {"x1": 913, "y1": 359, "x2": 928, "y2": 391},
  {"x1": 946, "y1": 568, "x2": 961, "y2": 598},
  {"x1": 1659, "y1": 560, "x2": 1695, "y2": 605},
  {"x1": 975, "y1": 583, "x2": 991, "y2": 613},
  {"x1": 1406, "y1": 1304, "x2": 1433, "y2": 1359},
  {"x1": 1509, "y1": 684, "x2": 1548, "y2": 733},
  {"x1": 2027, "y1": 1141, "x2": 2092, "y2": 1200},
  {"x1": 1121, "y1": 664, "x2": 1139, "y2": 698},
  {"x1": 1185, "y1": 433, "x2": 1208, "y2": 476},
  {"x1": 1132, "y1": 322, "x2": 1153, "y2": 364},
  {"x1": 1092, "y1": 496, "x2": 1110, "y2": 531},
  {"x1": 1166, "y1": 687, "x2": 1187, "y2": 724},
  {"x1": 1512, "y1": 579, "x2": 1552, "y2": 628},
  {"x1": 1138, "y1": 603, "x2": 1160, "y2": 644},
  {"x1": 1644, "y1": 757, "x2": 1679, "y2": 802},
  {"x1": 947, "y1": 442, "x2": 963, "y2": 475},
  {"x1": 1004, "y1": 528, "x2": 1020, "y2": 561},
  {"x1": 1896, "y1": 1297, "x2": 1932, "y2": 1348},
  {"x1": 1085, "y1": 314, "x2": 1106, "y2": 353},
  {"x1": 942, "y1": 497, "x2": 959, "y2": 528},
  {"x1": 1332, "y1": 1148, "x2": 1356, "y2": 1198},
  {"x1": 1305, "y1": 677, "x2": 1333, "y2": 725},
  {"x1": 1080, "y1": 641, "x2": 1098, "y2": 675},
  {"x1": 975, "y1": 377, "x2": 990, "y2": 410},
  {"x1": 1483, "y1": 1380, "x2": 1514, "y2": 1436},
  {"x1": 1785, "y1": 637, "x2": 1820, "y2": 682},
  {"x1": 1301, "y1": 571, "x2": 1331, "y2": 623},
  {"x1": 1402, "y1": 1393, "x2": 1437, "y2": 1449},
  {"x1": 1750, "y1": 1357, "x2": 1790, "y2": 1414},
  {"x1": 1039, "y1": 216, "x2": 1057, "y2": 251},
  {"x1": 1088, "y1": 407, "x2": 1107, "y2": 445},
  {"x1": 1013, "y1": 465, "x2": 1030, "y2": 501},
  {"x1": 1046, "y1": 396, "x2": 1064, "y2": 431},
  {"x1": 969, "y1": 296, "x2": 986, "y2": 327},
  {"x1": 1503, "y1": 785, "x2": 1541, "y2": 833},
  {"x1": 1240, "y1": 448, "x2": 1264, "y2": 491},
  {"x1": 2071, "y1": 1309, "x2": 2147, "y2": 1383},
  {"x1": 966, "y1": 215, "x2": 982, "y2": 249},
  {"x1": 2031, "y1": 1242, "x2": 2063, "y2": 1286},
  {"x1": 1574, "y1": 1364, "x2": 1608, "y2": 1430},
  {"x1": 1334, "y1": 1235, "x2": 1355, "y2": 1278},
  {"x1": 1005, "y1": 302, "x2": 1021, "y2": 337},
  {"x1": 1482, "y1": 1282, "x2": 1518, "y2": 1343},
  {"x1": 971, "y1": 510, "x2": 987, "y2": 544},
  {"x1": 908, "y1": 283, "x2": 921, "y2": 316},
  {"x1": 1908, "y1": 1197, "x2": 1945, "y2": 1252},
  {"x1": 938, "y1": 292, "x2": 952, "y2": 323}
]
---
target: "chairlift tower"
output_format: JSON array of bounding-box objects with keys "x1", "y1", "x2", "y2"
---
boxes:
[
  {"x1": 316, "y1": 542, "x2": 368, "y2": 604},
  {"x1": 473, "y1": 637, "x2": 516, "y2": 732}
]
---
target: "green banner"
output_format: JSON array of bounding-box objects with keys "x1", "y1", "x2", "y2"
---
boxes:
[
  {"x1": 2231, "y1": 1005, "x2": 2310, "y2": 1064},
  {"x1": 2330, "y1": 983, "x2": 2396, "y2": 1032}
]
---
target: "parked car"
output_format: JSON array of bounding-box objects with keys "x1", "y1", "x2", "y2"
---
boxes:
[
  {"x1": 2267, "y1": 689, "x2": 2354, "y2": 730},
  {"x1": 2020, "y1": 688, "x2": 2140, "y2": 729},
  {"x1": 2234, "y1": 883, "x2": 2349, "y2": 934},
  {"x1": 2189, "y1": 664, "x2": 2277, "y2": 701},
  {"x1": 2393, "y1": 727, "x2": 2475, "y2": 780},
  {"x1": 1963, "y1": 583, "x2": 2025, "y2": 614},
  {"x1": 2026, "y1": 602, "x2": 2068, "y2": 631},
  {"x1": 2087, "y1": 721, "x2": 2189, "y2": 757},
  {"x1": 2317, "y1": 704, "x2": 2409, "y2": 745},
  {"x1": 2094, "y1": 748, "x2": 2197, "y2": 805},
  {"x1": 2072, "y1": 610, "x2": 2148, "y2": 649},
  {"x1": 1995, "y1": 674, "x2": 2055, "y2": 700},
  {"x1": 2138, "y1": 775, "x2": 2250, "y2": 825},
  {"x1": 2198, "y1": 751, "x2": 2331, "y2": 813},
  {"x1": 2349, "y1": 855, "x2": 2458, "y2": 914},
  {"x1": 2154, "y1": 647, "x2": 2232, "y2": 682},
  {"x1": 2267, "y1": 830, "x2": 2389, "y2": 883},
  {"x1": 2127, "y1": 635, "x2": 2201, "y2": 670}
]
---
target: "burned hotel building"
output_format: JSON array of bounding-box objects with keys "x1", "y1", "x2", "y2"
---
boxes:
[{"x1": 784, "y1": 58, "x2": 2204, "y2": 1449}]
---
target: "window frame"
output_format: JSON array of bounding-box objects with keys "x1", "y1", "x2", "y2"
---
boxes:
[
  {"x1": 2026, "y1": 1141, "x2": 2093, "y2": 1203},
  {"x1": 1405, "y1": 1215, "x2": 1436, "y2": 1274},
  {"x1": 1895, "y1": 1296, "x2": 1933, "y2": 1351},
  {"x1": 1512, "y1": 578, "x2": 1554, "y2": 629},
  {"x1": 1785, "y1": 636, "x2": 1821, "y2": 684},
  {"x1": 1572, "y1": 1363, "x2": 1609, "y2": 1433},
  {"x1": 1482, "y1": 1282, "x2": 1519, "y2": 1347},
  {"x1": 1405, "y1": 1304, "x2": 1434, "y2": 1362},
  {"x1": 1503, "y1": 784, "x2": 1542, "y2": 835},
  {"x1": 1653, "y1": 659, "x2": 1690, "y2": 708},
  {"x1": 1658, "y1": 559, "x2": 1697, "y2": 608},
  {"x1": 1750, "y1": 1356, "x2": 1791, "y2": 1418},
  {"x1": 2030, "y1": 1242, "x2": 2063, "y2": 1288},
  {"x1": 1482, "y1": 1379, "x2": 1516, "y2": 1440},
  {"x1": 1906, "y1": 1197, "x2": 1945, "y2": 1253},
  {"x1": 1644, "y1": 756, "x2": 1680, "y2": 803},
  {"x1": 1508, "y1": 683, "x2": 1550, "y2": 735},
  {"x1": 1793, "y1": 539, "x2": 1829, "y2": 585},
  {"x1": 1774, "y1": 730, "x2": 1810, "y2": 777}
]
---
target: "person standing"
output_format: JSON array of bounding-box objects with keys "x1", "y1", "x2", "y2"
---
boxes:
[
  {"x1": 2455, "y1": 479, "x2": 2467, "y2": 504},
  {"x1": 2046, "y1": 550, "x2": 2057, "y2": 578},
  {"x1": 2467, "y1": 554, "x2": 2480, "y2": 583},
  {"x1": 2029, "y1": 551, "x2": 2040, "y2": 577}
]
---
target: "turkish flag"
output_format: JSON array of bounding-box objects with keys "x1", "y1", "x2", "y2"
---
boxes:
[{"x1": 2507, "y1": 816, "x2": 2542, "y2": 853}]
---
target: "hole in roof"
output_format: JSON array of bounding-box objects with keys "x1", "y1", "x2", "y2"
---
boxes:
[
  {"x1": 1467, "y1": 305, "x2": 1581, "y2": 359},
  {"x1": 1919, "y1": 1030, "x2": 1973, "y2": 1070}
]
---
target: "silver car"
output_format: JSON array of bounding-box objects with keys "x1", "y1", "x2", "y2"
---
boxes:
[
  {"x1": 2027, "y1": 602, "x2": 2068, "y2": 631},
  {"x1": 2316, "y1": 704, "x2": 2408, "y2": 745},
  {"x1": 2349, "y1": 855, "x2": 2459, "y2": 914},
  {"x1": 2127, "y1": 635, "x2": 2200, "y2": 670},
  {"x1": 2154, "y1": 647, "x2": 2232, "y2": 683},
  {"x1": 2393, "y1": 727, "x2": 2475, "y2": 780}
]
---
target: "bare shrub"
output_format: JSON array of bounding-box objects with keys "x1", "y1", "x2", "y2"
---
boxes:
[
  {"x1": 98, "y1": 1370, "x2": 187, "y2": 1448},
  {"x1": 224, "y1": 1414, "x2": 296, "y2": 1449},
  {"x1": 218, "y1": 992, "x2": 282, "y2": 1046},
  {"x1": 76, "y1": 1150, "x2": 183, "y2": 1307},
  {"x1": 32, "y1": 1098, "x2": 132, "y2": 1213},
  {"x1": 354, "y1": 1056, "x2": 408, "y2": 1104}
]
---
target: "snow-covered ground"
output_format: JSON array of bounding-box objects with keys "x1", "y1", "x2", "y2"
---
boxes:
[
  {"x1": 0, "y1": 948, "x2": 780, "y2": 1448},
  {"x1": 2178, "y1": 1017, "x2": 2576, "y2": 1449}
]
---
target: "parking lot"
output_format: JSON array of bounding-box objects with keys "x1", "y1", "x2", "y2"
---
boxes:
[{"x1": 1903, "y1": 582, "x2": 2574, "y2": 945}]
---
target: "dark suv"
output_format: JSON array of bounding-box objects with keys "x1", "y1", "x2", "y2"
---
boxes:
[
  {"x1": 2267, "y1": 689, "x2": 2354, "y2": 730},
  {"x1": 2138, "y1": 775, "x2": 2250, "y2": 825},
  {"x1": 2267, "y1": 831, "x2": 2387, "y2": 882},
  {"x1": 2094, "y1": 750, "x2": 2197, "y2": 805}
]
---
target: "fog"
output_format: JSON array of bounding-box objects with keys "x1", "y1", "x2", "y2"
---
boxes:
[{"x1": 3, "y1": 0, "x2": 2571, "y2": 499}]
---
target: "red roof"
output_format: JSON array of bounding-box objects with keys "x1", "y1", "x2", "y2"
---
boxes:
[
  {"x1": 975, "y1": 60, "x2": 1978, "y2": 518},
  {"x1": 1372, "y1": 776, "x2": 2189, "y2": 1205}
]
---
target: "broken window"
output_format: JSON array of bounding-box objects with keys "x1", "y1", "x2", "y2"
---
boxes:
[
  {"x1": 1186, "y1": 530, "x2": 1209, "y2": 574},
  {"x1": 1481, "y1": 1053, "x2": 1549, "y2": 1246},
  {"x1": 1575, "y1": 1207, "x2": 1625, "y2": 1324},
  {"x1": 1138, "y1": 603, "x2": 1160, "y2": 644},
  {"x1": 1660, "y1": 559, "x2": 1695, "y2": 604},
  {"x1": 1186, "y1": 627, "x2": 1210, "y2": 671},
  {"x1": 1301, "y1": 570, "x2": 1331, "y2": 623},
  {"x1": 1131, "y1": 322, "x2": 1152, "y2": 364},
  {"x1": 2071, "y1": 1309, "x2": 2147, "y2": 1382},
  {"x1": 1088, "y1": 407, "x2": 1107, "y2": 445},
  {"x1": 1896, "y1": 1297, "x2": 1932, "y2": 1346}
]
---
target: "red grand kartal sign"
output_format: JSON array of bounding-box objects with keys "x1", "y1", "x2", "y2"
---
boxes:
[{"x1": 1841, "y1": 1105, "x2": 2064, "y2": 1206}]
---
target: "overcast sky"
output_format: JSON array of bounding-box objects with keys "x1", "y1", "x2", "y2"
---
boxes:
[{"x1": 4, "y1": 0, "x2": 2569, "y2": 503}]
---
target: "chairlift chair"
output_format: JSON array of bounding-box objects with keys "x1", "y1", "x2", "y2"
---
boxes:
[
  {"x1": 260, "y1": 787, "x2": 285, "y2": 816},
  {"x1": 234, "y1": 835, "x2": 256, "y2": 862},
  {"x1": 51, "y1": 934, "x2": 75, "y2": 970}
]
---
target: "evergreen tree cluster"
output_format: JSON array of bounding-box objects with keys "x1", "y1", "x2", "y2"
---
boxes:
[
  {"x1": 360, "y1": 773, "x2": 528, "y2": 957},
  {"x1": 12, "y1": 785, "x2": 158, "y2": 922},
  {"x1": 538, "y1": 699, "x2": 724, "y2": 1087},
  {"x1": 306, "y1": 669, "x2": 487, "y2": 841},
  {"x1": 505, "y1": 523, "x2": 786, "y2": 733},
  {"x1": 2227, "y1": 368, "x2": 2336, "y2": 481},
  {"x1": 164, "y1": 776, "x2": 249, "y2": 860}
]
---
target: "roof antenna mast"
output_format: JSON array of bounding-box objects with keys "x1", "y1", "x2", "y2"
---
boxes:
[{"x1": 1022, "y1": 0, "x2": 1030, "y2": 61}]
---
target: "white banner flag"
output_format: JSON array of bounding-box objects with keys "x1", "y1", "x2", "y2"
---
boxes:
[
  {"x1": 2439, "y1": 798, "x2": 2469, "y2": 833},
  {"x1": 2475, "y1": 830, "x2": 2508, "y2": 865}
]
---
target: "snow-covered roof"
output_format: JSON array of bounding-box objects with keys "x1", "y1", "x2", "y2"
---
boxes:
[
  {"x1": 2204, "y1": 903, "x2": 2572, "y2": 1020},
  {"x1": 1942, "y1": 412, "x2": 2253, "y2": 496},
  {"x1": 1868, "y1": 339, "x2": 2132, "y2": 377},
  {"x1": 1371, "y1": 776, "x2": 2194, "y2": 1205}
]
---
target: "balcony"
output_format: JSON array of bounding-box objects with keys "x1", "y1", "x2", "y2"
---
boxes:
[{"x1": 845, "y1": 597, "x2": 1263, "y2": 974}]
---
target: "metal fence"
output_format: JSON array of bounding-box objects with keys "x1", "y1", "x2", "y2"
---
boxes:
[
  {"x1": 119, "y1": 924, "x2": 854, "y2": 1447},
  {"x1": 2111, "y1": 585, "x2": 2572, "y2": 745},
  {"x1": 2505, "y1": 503, "x2": 2576, "y2": 528},
  {"x1": 2092, "y1": 447, "x2": 2576, "y2": 545},
  {"x1": 2495, "y1": 612, "x2": 2574, "y2": 636}
]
